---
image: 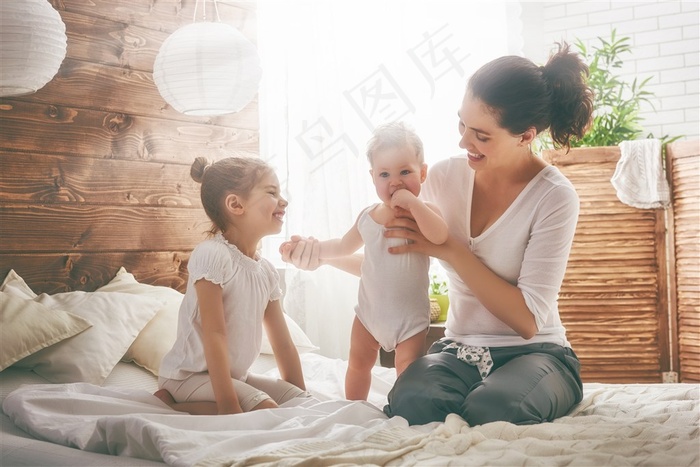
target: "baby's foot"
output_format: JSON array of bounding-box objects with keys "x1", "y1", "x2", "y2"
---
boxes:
[{"x1": 154, "y1": 388, "x2": 175, "y2": 406}]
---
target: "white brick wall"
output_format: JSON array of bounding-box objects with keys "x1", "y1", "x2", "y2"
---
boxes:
[{"x1": 521, "y1": 1, "x2": 699, "y2": 142}]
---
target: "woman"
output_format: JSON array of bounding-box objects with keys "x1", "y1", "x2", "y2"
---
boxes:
[{"x1": 282, "y1": 42, "x2": 593, "y2": 426}]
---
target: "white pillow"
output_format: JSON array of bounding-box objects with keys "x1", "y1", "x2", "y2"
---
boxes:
[
  {"x1": 260, "y1": 313, "x2": 319, "y2": 355},
  {"x1": 97, "y1": 267, "x2": 183, "y2": 376},
  {"x1": 0, "y1": 269, "x2": 37, "y2": 300},
  {"x1": 99, "y1": 268, "x2": 318, "y2": 376},
  {"x1": 0, "y1": 292, "x2": 92, "y2": 371},
  {"x1": 1, "y1": 270, "x2": 162, "y2": 385}
]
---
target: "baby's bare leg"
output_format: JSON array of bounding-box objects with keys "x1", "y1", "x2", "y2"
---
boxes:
[
  {"x1": 394, "y1": 329, "x2": 428, "y2": 376},
  {"x1": 345, "y1": 316, "x2": 380, "y2": 401}
]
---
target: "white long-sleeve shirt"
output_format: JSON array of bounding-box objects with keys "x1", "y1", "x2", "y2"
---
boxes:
[{"x1": 422, "y1": 155, "x2": 579, "y2": 348}]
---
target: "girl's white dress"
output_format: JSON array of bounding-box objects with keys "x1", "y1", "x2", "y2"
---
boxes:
[{"x1": 159, "y1": 233, "x2": 282, "y2": 381}]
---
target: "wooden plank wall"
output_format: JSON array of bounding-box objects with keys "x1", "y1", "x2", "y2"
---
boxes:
[
  {"x1": 667, "y1": 140, "x2": 700, "y2": 383},
  {"x1": 0, "y1": 0, "x2": 259, "y2": 294},
  {"x1": 544, "y1": 147, "x2": 671, "y2": 383}
]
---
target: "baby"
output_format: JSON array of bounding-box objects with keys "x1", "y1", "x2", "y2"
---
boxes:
[{"x1": 282, "y1": 121, "x2": 447, "y2": 400}]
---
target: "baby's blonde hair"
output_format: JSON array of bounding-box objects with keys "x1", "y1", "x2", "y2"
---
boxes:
[{"x1": 366, "y1": 121, "x2": 424, "y2": 165}]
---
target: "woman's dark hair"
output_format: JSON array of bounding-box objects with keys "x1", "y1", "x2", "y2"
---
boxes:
[
  {"x1": 467, "y1": 42, "x2": 594, "y2": 149},
  {"x1": 191, "y1": 156, "x2": 273, "y2": 234}
]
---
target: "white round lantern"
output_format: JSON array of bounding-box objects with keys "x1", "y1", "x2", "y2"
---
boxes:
[
  {"x1": 0, "y1": 0, "x2": 67, "y2": 97},
  {"x1": 153, "y1": 22, "x2": 262, "y2": 116}
]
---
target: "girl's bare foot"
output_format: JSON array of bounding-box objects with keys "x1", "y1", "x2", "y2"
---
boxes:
[{"x1": 154, "y1": 388, "x2": 175, "y2": 406}]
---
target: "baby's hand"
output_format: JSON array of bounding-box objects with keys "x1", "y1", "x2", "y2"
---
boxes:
[
  {"x1": 279, "y1": 238, "x2": 300, "y2": 256},
  {"x1": 390, "y1": 189, "x2": 417, "y2": 211},
  {"x1": 279, "y1": 241, "x2": 291, "y2": 256}
]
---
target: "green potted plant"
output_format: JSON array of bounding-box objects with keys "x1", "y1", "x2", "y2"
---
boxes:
[
  {"x1": 571, "y1": 29, "x2": 653, "y2": 147},
  {"x1": 429, "y1": 273, "x2": 449, "y2": 322},
  {"x1": 537, "y1": 29, "x2": 678, "y2": 152}
]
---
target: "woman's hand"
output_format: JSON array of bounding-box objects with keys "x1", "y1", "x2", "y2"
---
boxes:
[
  {"x1": 280, "y1": 235, "x2": 322, "y2": 271},
  {"x1": 384, "y1": 215, "x2": 451, "y2": 259}
]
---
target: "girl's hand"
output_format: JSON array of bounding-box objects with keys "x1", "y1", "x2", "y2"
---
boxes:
[{"x1": 280, "y1": 235, "x2": 322, "y2": 271}]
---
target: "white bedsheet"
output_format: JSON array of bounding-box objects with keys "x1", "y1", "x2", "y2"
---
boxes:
[{"x1": 3, "y1": 354, "x2": 699, "y2": 467}]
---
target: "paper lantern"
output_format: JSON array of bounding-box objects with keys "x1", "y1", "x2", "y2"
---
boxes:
[
  {"x1": 0, "y1": 0, "x2": 67, "y2": 97},
  {"x1": 153, "y1": 22, "x2": 262, "y2": 116}
]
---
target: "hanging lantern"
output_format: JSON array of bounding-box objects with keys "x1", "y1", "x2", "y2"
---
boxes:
[
  {"x1": 0, "y1": 0, "x2": 67, "y2": 97},
  {"x1": 153, "y1": 8, "x2": 262, "y2": 116}
]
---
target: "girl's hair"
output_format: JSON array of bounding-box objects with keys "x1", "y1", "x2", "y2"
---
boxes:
[
  {"x1": 467, "y1": 42, "x2": 594, "y2": 149},
  {"x1": 366, "y1": 121, "x2": 424, "y2": 164},
  {"x1": 191, "y1": 156, "x2": 273, "y2": 234}
]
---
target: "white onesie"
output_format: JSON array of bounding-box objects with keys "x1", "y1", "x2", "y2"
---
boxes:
[{"x1": 355, "y1": 204, "x2": 431, "y2": 352}]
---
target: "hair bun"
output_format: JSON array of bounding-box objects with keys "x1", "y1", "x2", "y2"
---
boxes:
[{"x1": 190, "y1": 156, "x2": 211, "y2": 183}]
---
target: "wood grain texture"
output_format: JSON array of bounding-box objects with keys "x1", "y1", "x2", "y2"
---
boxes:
[
  {"x1": 3, "y1": 59, "x2": 259, "y2": 130},
  {"x1": 0, "y1": 252, "x2": 190, "y2": 294},
  {"x1": 0, "y1": 0, "x2": 259, "y2": 296},
  {"x1": 667, "y1": 140, "x2": 700, "y2": 382},
  {"x1": 0, "y1": 151, "x2": 201, "y2": 205},
  {"x1": 0, "y1": 101, "x2": 259, "y2": 162},
  {"x1": 0, "y1": 203, "x2": 210, "y2": 252},
  {"x1": 55, "y1": 0, "x2": 257, "y2": 38},
  {"x1": 544, "y1": 146, "x2": 670, "y2": 383}
]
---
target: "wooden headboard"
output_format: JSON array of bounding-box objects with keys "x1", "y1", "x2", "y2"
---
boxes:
[{"x1": 0, "y1": 0, "x2": 259, "y2": 294}]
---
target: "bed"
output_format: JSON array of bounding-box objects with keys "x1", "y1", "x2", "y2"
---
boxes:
[{"x1": 1, "y1": 268, "x2": 698, "y2": 467}]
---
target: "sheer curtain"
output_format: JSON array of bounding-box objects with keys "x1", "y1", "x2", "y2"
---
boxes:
[{"x1": 258, "y1": 0, "x2": 522, "y2": 358}]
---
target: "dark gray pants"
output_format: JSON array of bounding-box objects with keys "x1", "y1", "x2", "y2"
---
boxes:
[{"x1": 383, "y1": 340, "x2": 583, "y2": 426}]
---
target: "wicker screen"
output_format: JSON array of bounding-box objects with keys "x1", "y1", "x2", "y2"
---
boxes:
[
  {"x1": 667, "y1": 141, "x2": 700, "y2": 383},
  {"x1": 544, "y1": 147, "x2": 670, "y2": 383}
]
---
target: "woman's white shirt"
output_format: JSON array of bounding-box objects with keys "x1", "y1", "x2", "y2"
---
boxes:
[
  {"x1": 159, "y1": 233, "x2": 282, "y2": 381},
  {"x1": 422, "y1": 155, "x2": 579, "y2": 348}
]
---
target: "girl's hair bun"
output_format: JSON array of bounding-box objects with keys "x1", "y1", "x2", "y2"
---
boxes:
[{"x1": 190, "y1": 156, "x2": 211, "y2": 183}]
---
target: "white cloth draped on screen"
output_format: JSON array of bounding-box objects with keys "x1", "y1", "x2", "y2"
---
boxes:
[{"x1": 611, "y1": 139, "x2": 671, "y2": 209}]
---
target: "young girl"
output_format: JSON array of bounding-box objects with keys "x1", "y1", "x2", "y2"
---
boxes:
[
  {"x1": 281, "y1": 122, "x2": 447, "y2": 401},
  {"x1": 156, "y1": 156, "x2": 308, "y2": 415}
]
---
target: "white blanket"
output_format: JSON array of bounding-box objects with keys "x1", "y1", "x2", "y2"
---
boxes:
[{"x1": 4, "y1": 354, "x2": 699, "y2": 466}]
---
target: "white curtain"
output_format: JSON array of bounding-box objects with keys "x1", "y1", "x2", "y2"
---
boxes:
[{"x1": 258, "y1": 0, "x2": 522, "y2": 358}]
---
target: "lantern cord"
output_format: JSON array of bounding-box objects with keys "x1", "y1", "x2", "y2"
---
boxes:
[
  {"x1": 213, "y1": 1, "x2": 221, "y2": 22},
  {"x1": 192, "y1": 0, "x2": 221, "y2": 23}
]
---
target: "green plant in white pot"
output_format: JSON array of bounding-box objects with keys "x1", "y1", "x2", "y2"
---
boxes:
[{"x1": 429, "y1": 272, "x2": 449, "y2": 322}]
